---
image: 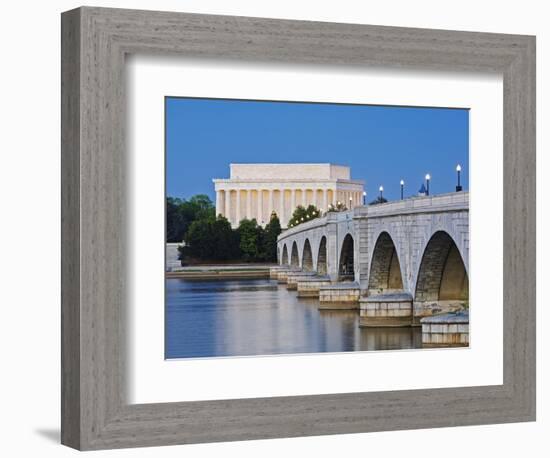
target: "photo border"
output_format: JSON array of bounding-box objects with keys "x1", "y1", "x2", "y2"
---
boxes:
[
  {"x1": 163, "y1": 94, "x2": 470, "y2": 360},
  {"x1": 61, "y1": 7, "x2": 535, "y2": 450}
]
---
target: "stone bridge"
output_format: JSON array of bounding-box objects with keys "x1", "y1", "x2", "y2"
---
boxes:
[{"x1": 276, "y1": 192, "x2": 469, "y2": 328}]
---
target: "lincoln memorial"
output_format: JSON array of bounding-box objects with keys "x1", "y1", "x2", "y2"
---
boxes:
[{"x1": 213, "y1": 163, "x2": 365, "y2": 228}]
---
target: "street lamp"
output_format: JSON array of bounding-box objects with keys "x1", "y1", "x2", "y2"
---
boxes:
[
  {"x1": 362, "y1": 191, "x2": 367, "y2": 205},
  {"x1": 379, "y1": 185, "x2": 384, "y2": 200},
  {"x1": 400, "y1": 179, "x2": 404, "y2": 200},
  {"x1": 349, "y1": 196, "x2": 353, "y2": 209},
  {"x1": 425, "y1": 173, "x2": 431, "y2": 196},
  {"x1": 456, "y1": 164, "x2": 463, "y2": 192}
]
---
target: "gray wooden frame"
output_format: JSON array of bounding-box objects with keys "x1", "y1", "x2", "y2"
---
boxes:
[{"x1": 61, "y1": 6, "x2": 536, "y2": 451}]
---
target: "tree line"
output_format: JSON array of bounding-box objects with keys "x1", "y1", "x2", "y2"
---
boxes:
[
  {"x1": 167, "y1": 195, "x2": 281, "y2": 264},
  {"x1": 166, "y1": 193, "x2": 377, "y2": 265}
]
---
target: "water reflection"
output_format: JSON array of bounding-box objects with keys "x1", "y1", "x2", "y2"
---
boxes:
[{"x1": 166, "y1": 278, "x2": 422, "y2": 359}]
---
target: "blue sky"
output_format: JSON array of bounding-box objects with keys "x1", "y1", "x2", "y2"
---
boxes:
[{"x1": 166, "y1": 97, "x2": 468, "y2": 202}]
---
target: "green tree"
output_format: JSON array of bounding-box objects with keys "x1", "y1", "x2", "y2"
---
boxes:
[
  {"x1": 263, "y1": 212, "x2": 282, "y2": 262},
  {"x1": 166, "y1": 197, "x2": 185, "y2": 242},
  {"x1": 288, "y1": 205, "x2": 321, "y2": 228},
  {"x1": 211, "y1": 215, "x2": 240, "y2": 260},
  {"x1": 168, "y1": 194, "x2": 281, "y2": 263},
  {"x1": 166, "y1": 194, "x2": 215, "y2": 243},
  {"x1": 256, "y1": 225, "x2": 267, "y2": 261},
  {"x1": 238, "y1": 218, "x2": 260, "y2": 261},
  {"x1": 188, "y1": 194, "x2": 215, "y2": 220},
  {"x1": 326, "y1": 201, "x2": 348, "y2": 213},
  {"x1": 184, "y1": 216, "x2": 216, "y2": 259},
  {"x1": 182, "y1": 214, "x2": 240, "y2": 261}
]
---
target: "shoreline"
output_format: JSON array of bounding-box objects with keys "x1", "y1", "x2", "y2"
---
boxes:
[{"x1": 166, "y1": 264, "x2": 274, "y2": 280}]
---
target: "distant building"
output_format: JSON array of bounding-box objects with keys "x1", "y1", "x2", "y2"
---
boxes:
[
  {"x1": 213, "y1": 163, "x2": 364, "y2": 228},
  {"x1": 165, "y1": 243, "x2": 181, "y2": 272}
]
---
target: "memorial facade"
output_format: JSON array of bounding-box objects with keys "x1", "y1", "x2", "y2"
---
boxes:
[{"x1": 213, "y1": 163, "x2": 365, "y2": 228}]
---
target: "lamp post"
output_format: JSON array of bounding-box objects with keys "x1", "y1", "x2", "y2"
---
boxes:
[
  {"x1": 400, "y1": 179, "x2": 404, "y2": 200},
  {"x1": 456, "y1": 164, "x2": 462, "y2": 192},
  {"x1": 362, "y1": 191, "x2": 366, "y2": 205},
  {"x1": 349, "y1": 196, "x2": 353, "y2": 209},
  {"x1": 379, "y1": 185, "x2": 384, "y2": 201},
  {"x1": 425, "y1": 174, "x2": 431, "y2": 196}
]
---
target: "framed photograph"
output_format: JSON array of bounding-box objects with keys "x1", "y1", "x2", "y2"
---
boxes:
[
  {"x1": 164, "y1": 98, "x2": 471, "y2": 359},
  {"x1": 61, "y1": 6, "x2": 535, "y2": 450}
]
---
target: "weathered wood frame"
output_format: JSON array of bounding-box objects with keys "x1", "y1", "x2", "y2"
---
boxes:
[{"x1": 61, "y1": 6, "x2": 536, "y2": 450}]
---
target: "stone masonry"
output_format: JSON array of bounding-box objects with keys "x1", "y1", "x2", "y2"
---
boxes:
[
  {"x1": 277, "y1": 192, "x2": 469, "y2": 320},
  {"x1": 213, "y1": 163, "x2": 364, "y2": 228}
]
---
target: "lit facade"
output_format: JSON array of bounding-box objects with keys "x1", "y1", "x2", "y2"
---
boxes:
[{"x1": 213, "y1": 163, "x2": 365, "y2": 228}]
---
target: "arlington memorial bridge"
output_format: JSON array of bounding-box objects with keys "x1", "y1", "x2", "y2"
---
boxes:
[{"x1": 274, "y1": 191, "x2": 469, "y2": 335}]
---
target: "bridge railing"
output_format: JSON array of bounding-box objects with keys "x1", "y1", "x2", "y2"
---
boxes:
[
  {"x1": 278, "y1": 191, "x2": 469, "y2": 242},
  {"x1": 278, "y1": 207, "x2": 355, "y2": 242},
  {"x1": 278, "y1": 214, "x2": 329, "y2": 242},
  {"x1": 354, "y1": 191, "x2": 469, "y2": 219}
]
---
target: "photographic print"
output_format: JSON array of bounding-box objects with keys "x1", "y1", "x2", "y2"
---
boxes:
[{"x1": 165, "y1": 97, "x2": 469, "y2": 359}]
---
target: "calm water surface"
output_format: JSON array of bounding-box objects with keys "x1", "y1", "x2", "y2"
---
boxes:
[{"x1": 166, "y1": 278, "x2": 422, "y2": 359}]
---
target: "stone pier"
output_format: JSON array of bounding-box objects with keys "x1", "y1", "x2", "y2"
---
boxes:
[
  {"x1": 269, "y1": 266, "x2": 285, "y2": 279},
  {"x1": 359, "y1": 293, "x2": 413, "y2": 327},
  {"x1": 286, "y1": 271, "x2": 318, "y2": 290},
  {"x1": 412, "y1": 300, "x2": 468, "y2": 326},
  {"x1": 269, "y1": 266, "x2": 287, "y2": 280},
  {"x1": 276, "y1": 268, "x2": 300, "y2": 283},
  {"x1": 296, "y1": 276, "x2": 332, "y2": 298},
  {"x1": 318, "y1": 283, "x2": 360, "y2": 309},
  {"x1": 420, "y1": 311, "x2": 469, "y2": 346}
]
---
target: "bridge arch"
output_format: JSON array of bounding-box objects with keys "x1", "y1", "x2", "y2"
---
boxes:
[
  {"x1": 281, "y1": 244, "x2": 288, "y2": 265},
  {"x1": 317, "y1": 236, "x2": 327, "y2": 275},
  {"x1": 302, "y1": 239, "x2": 313, "y2": 271},
  {"x1": 290, "y1": 241, "x2": 299, "y2": 267},
  {"x1": 368, "y1": 231, "x2": 404, "y2": 293},
  {"x1": 414, "y1": 230, "x2": 468, "y2": 306},
  {"x1": 338, "y1": 233, "x2": 355, "y2": 281}
]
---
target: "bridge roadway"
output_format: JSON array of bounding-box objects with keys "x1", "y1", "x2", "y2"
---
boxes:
[{"x1": 275, "y1": 192, "x2": 469, "y2": 326}]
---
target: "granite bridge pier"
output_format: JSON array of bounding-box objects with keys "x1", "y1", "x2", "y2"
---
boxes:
[{"x1": 274, "y1": 192, "x2": 469, "y2": 344}]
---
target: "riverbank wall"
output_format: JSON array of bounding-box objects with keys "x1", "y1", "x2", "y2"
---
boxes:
[{"x1": 166, "y1": 265, "x2": 274, "y2": 280}]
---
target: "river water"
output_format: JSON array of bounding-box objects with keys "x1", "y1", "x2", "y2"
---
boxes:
[{"x1": 166, "y1": 278, "x2": 422, "y2": 359}]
